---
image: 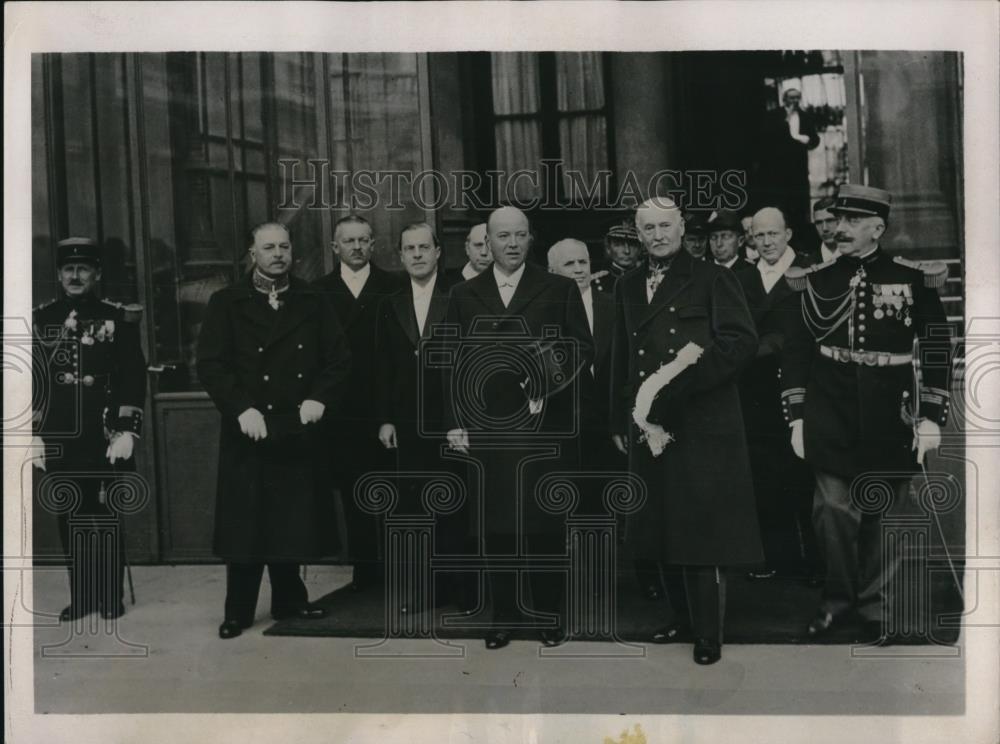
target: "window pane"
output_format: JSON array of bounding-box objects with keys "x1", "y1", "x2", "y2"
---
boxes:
[
  {"x1": 495, "y1": 120, "x2": 543, "y2": 202},
  {"x1": 328, "y1": 53, "x2": 428, "y2": 269},
  {"x1": 555, "y1": 52, "x2": 605, "y2": 111},
  {"x1": 559, "y1": 115, "x2": 609, "y2": 199},
  {"x1": 491, "y1": 53, "x2": 540, "y2": 115}
]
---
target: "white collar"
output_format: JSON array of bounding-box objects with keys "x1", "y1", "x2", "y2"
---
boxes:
[
  {"x1": 341, "y1": 262, "x2": 371, "y2": 281},
  {"x1": 410, "y1": 271, "x2": 437, "y2": 296},
  {"x1": 493, "y1": 263, "x2": 526, "y2": 287},
  {"x1": 716, "y1": 256, "x2": 739, "y2": 269},
  {"x1": 461, "y1": 262, "x2": 479, "y2": 279},
  {"x1": 758, "y1": 247, "x2": 796, "y2": 275}
]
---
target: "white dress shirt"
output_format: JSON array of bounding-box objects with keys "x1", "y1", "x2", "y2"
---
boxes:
[
  {"x1": 411, "y1": 272, "x2": 436, "y2": 336},
  {"x1": 341, "y1": 262, "x2": 371, "y2": 299},
  {"x1": 821, "y1": 243, "x2": 840, "y2": 263},
  {"x1": 493, "y1": 263, "x2": 526, "y2": 307},
  {"x1": 461, "y1": 262, "x2": 479, "y2": 280},
  {"x1": 757, "y1": 247, "x2": 797, "y2": 293},
  {"x1": 580, "y1": 286, "x2": 594, "y2": 334}
]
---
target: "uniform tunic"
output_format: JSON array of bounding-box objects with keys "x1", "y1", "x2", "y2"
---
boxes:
[{"x1": 780, "y1": 248, "x2": 952, "y2": 478}]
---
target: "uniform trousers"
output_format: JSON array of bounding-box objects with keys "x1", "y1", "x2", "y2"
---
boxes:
[
  {"x1": 662, "y1": 565, "x2": 726, "y2": 641},
  {"x1": 224, "y1": 563, "x2": 308, "y2": 624},
  {"x1": 813, "y1": 471, "x2": 907, "y2": 622},
  {"x1": 53, "y1": 473, "x2": 125, "y2": 612}
]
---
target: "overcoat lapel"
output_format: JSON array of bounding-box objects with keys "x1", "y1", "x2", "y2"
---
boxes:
[
  {"x1": 421, "y1": 278, "x2": 451, "y2": 340},
  {"x1": 504, "y1": 264, "x2": 548, "y2": 317},
  {"x1": 391, "y1": 285, "x2": 420, "y2": 349},
  {"x1": 467, "y1": 269, "x2": 507, "y2": 316}
]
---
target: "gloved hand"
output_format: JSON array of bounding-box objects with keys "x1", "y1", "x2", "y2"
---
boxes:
[
  {"x1": 913, "y1": 419, "x2": 942, "y2": 465},
  {"x1": 790, "y1": 419, "x2": 805, "y2": 460},
  {"x1": 299, "y1": 399, "x2": 325, "y2": 425},
  {"x1": 29, "y1": 436, "x2": 46, "y2": 471},
  {"x1": 106, "y1": 432, "x2": 135, "y2": 464},
  {"x1": 238, "y1": 407, "x2": 268, "y2": 440},
  {"x1": 378, "y1": 423, "x2": 397, "y2": 449},
  {"x1": 447, "y1": 428, "x2": 470, "y2": 454}
]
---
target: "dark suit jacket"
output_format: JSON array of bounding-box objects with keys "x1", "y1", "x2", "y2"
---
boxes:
[
  {"x1": 374, "y1": 271, "x2": 456, "y2": 464},
  {"x1": 313, "y1": 263, "x2": 403, "y2": 448},
  {"x1": 441, "y1": 263, "x2": 594, "y2": 535},
  {"x1": 588, "y1": 288, "x2": 615, "y2": 430}
]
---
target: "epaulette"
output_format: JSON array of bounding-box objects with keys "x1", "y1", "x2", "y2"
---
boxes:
[
  {"x1": 103, "y1": 299, "x2": 144, "y2": 322},
  {"x1": 893, "y1": 256, "x2": 949, "y2": 288},
  {"x1": 784, "y1": 258, "x2": 837, "y2": 291},
  {"x1": 32, "y1": 299, "x2": 58, "y2": 313}
]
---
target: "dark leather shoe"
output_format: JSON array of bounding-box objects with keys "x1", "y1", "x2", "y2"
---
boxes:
[
  {"x1": 59, "y1": 604, "x2": 94, "y2": 622},
  {"x1": 651, "y1": 621, "x2": 690, "y2": 644},
  {"x1": 693, "y1": 638, "x2": 722, "y2": 665},
  {"x1": 100, "y1": 603, "x2": 125, "y2": 620},
  {"x1": 807, "y1": 611, "x2": 836, "y2": 637},
  {"x1": 272, "y1": 605, "x2": 327, "y2": 621},
  {"x1": 539, "y1": 627, "x2": 568, "y2": 647},
  {"x1": 485, "y1": 630, "x2": 511, "y2": 650},
  {"x1": 218, "y1": 620, "x2": 247, "y2": 639}
]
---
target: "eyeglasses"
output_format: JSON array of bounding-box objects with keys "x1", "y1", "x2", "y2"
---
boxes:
[{"x1": 337, "y1": 236, "x2": 372, "y2": 247}]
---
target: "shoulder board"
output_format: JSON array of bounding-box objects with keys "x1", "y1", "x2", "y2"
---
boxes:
[
  {"x1": 892, "y1": 256, "x2": 949, "y2": 288},
  {"x1": 784, "y1": 258, "x2": 836, "y2": 291},
  {"x1": 33, "y1": 299, "x2": 58, "y2": 313},
  {"x1": 103, "y1": 299, "x2": 145, "y2": 322}
]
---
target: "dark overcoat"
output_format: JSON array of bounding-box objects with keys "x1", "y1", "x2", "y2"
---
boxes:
[
  {"x1": 610, "y1": 249, "x2": 764, "y2": 566},
  {"x1": 196, "y1": 275, "x2": 352, "y2": 561},
  {"x1": 441, "y1": 264, "x2": 594, "y2": 537}
]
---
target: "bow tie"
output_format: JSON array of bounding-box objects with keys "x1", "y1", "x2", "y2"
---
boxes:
[{"x1": 498, "y1": 281, "x2": 515, "y2": 288}]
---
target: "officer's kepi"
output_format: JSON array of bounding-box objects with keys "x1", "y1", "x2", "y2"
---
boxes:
[
  {"x1": 830, "y1": 184, "x2": 892, "y2": 221},
  {"x1": 56, "y1": 237, "x2": 102, "y2": 268}
]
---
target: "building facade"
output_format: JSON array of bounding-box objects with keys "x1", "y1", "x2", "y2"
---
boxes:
[{"x1": 31, "y1": 50, "x2": 964, "y2": 562}]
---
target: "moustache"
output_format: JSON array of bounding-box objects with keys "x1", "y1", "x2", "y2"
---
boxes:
[{"x1": 835, "y1": 234, "x2": 852, "y2": 242}]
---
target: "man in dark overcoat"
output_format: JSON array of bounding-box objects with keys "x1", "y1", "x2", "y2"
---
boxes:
[
  {"x1": 442, "y1": 207, "x2": 594, "y2": 650},
  {"x1": 374, "y1": 222, "x2": 465, "y2": 613},
  {"x1": 197, "y1": 222, "x2": 352, "y2": 639},
  {"x1": 313, "y1": 215, "x2": 402, "y2": 591},
  {"x1": 610, "y1": 197, "x2": 762, "y2": 665},
  {"x1": 737, "y1": 207, "x2": 821, "y2": 582},
  {"x1": 780, "y1": 184, "x2": 952, "y2": 641},
  {"x1": 31, "y1": 237, "x2": 147, "y2": 621}
]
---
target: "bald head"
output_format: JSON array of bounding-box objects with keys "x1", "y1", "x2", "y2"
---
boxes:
[
  {"x1": 751, "y1": 207, "x2": 792, "y2": 265},
  {"x1": 635, "y1": 196, "x2": 684, "y2": 259},
  {"x1": 548, "y1": 238, "x2": 591, "y2": 291},
  {"x1": 487, "y1": 207, "x2": 532, "y2": 274}
]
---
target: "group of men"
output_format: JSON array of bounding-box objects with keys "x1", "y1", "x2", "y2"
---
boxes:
[{"x1": 32, "y1": 181, "x2": 952, "y2": 666}]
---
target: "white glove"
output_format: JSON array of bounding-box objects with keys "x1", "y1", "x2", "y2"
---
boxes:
[
  {"x1": 913, "y1": 419, "x2": 942, "y2": 465},
  {"x1": 612, "y1": 434, "x2": 629, "y2": 455},
  {"x1": 446, "y1": 428, "x2": 470, "y2": 454},
  {"x1": 106, "y1": 432, "x2": 135, "y2": 464},
  {"x1": 378, "y1": 423, "x2": 397, "y2": 449},
  {"x1": 238, "y1": 407, "x2": 268, "y2": 440},
  {"x1": 790, "y1": 419, "x2": 805, "y2": 460},
  {"x1": 299, "y1": 399, "x2": 325, "y2": 425},
  {"x1": 28, "y1": 436, "x2": 46, "y2": 471}
]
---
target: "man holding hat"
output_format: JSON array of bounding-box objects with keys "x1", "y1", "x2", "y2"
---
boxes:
[
  {"x1": 707, "y1": 209, "x2": 754, "y2": 275},
  {"x1": 780, "y1": 184, "x2": 952, "y2": 640},
  {"x1": 31, "y1": 237, "x2": 147, "y2": 621}
]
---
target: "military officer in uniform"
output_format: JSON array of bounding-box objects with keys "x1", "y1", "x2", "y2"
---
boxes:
[
  {"x1": 592, "y1": 221, "x2": 643, "y2": 294},
  {"x1": 197, "y1": 222, "x2": 352, "y2": 639},
  {"x1": 780, "y1": 184, "x2": 951, "y2": 640},
  {"x1": 31, "y1": 237, "x2": 147, "y2": 621}
]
